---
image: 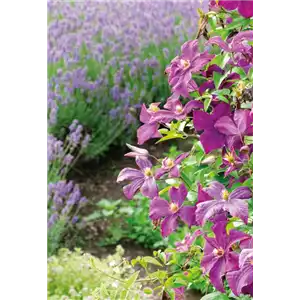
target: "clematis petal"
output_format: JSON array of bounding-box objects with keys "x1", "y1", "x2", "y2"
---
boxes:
[
  {"x1": 199, "y1": 129, "x2": 226, "y2": 153},
  {"x1": 169, "y1": 183, "x2": 188, "y2": 206},
  {"x1": 238, "y1": 0, "x2": 253, "y2": 18},
  {"x1": 205, "y1": 181, "x2": 226, "y2": 199},
  {"x1": 212, "y1": 102, "x2": 231, "y2": 121},
  {"x1": 155, "y1": 168, "x2": 168, "y2": 179},
  {"x1": 227, "y1": 229, "x2": 251, "y2": 251},
  {"x1": 215, "y1": 116, "x2": 239, "y2": 135},
  {"x1": 140, "y1": 177, "x2": 158, "y2": 199},
  {"x1": 201, "y1": 252, "x2": 219, "y2": 274},
  {"x1": 117, "y1": 168, "x2": 144, "y2": 182},
  {"x1": 183, "y1": 100, "x2": 204, "y2": 114},
  {"x1": 225, "y1": 198, "x2": 249, "y2": 224},
  {"x1": 239, "y1": 249, "x2": 253, "y2": 268},
  {"x1": 219, "y1": 73, "x2": 240, "y2": 89},
  {"x1": 174, "y1": 152, "x2": 190, "y2": 165},
  {"x1": 209, "y1": 257, "x2": 226, "y2": 293},
  {"x1": 180, "y1": 39, "x2": 199, "y2": 60},
  {"x1": 149, "y1": 197, "x2": 172, "y2": 220},
  {"x1": 124, "y1": 143, "x2": 149, "y2": 158},
  {"x1": 137, "y1": 123, "x2": 162, "y2": 145},
  {"x1": 211, "y1": 221, "x2": 228, "y2": 249},
  {"x1": 207, "y1": 36, "x2": 230, "y2": 52},
  {"x1": 193, "y1": 110, "x2": 214, "y2": 131},
  {"x1": 233, "y1": 110, "x2": 251, "y2": 134},
  {"x1": 227, "y1": 264, "x2": 253, "y2": 296},
  {"x1": 140, "y1": 104, "x2": 151, "y2": 124},
  {"x1": 240, "y1": 237, "x2": 253, "y2": 249},
  {"x1": 179, "y1": 206, "x2": 196, "y2": 227},
  {"x1": 123, "y1": 178, "x2": 144, "y2": 200},
  {"x1": 135, "y1": 156, "x2": 152, "y2": 171},
  {"x1": 229, "y1": 186, "x2": 252, "y2": 200},
  {"x1": 219, "y1": 0, "x2": 239, "y2": 11},
  {"x1": 197, "y1": 183, "x2": 213, "y2": 203},
  {"x1": 196, "y1": 199, "x2": 224, "y2": 226},
  {"x1": 169, "y1": 166, "x2": 180, "y2": 178},
  {"x1": 161, "y1": 214, "x2": 178, "y2": 237},
  {"x1": 225, "y1": 251, "x2": 239, "y2": 272},
  {"x1": 149, "y1": 110, "x2": 176, "y2": 123},
  {"x1": 190, "y1": 52, "x2": 215, "y2": 72},
  {"x1": 198, "y1": 80, "x2": 215, "y2": 95}
]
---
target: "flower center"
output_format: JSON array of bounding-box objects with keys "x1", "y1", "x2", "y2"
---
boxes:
[
  {"x1": 149, "y1": 103, "x2": 160, "y2": 112},
  {"x1": 175, "y1": 105, "x2": 183, "y2": 113},
  {"x1": 225, "y1": 153, "x2": 235, "y2": 164},
  {"x1": 249, "y1": 259, "x2": 253, "y2": 265},
  {"x1": 213, "y1": 247, "x2": 225, "y2": 257},
  {"x1": 170, "y1": 203, "x2": 179, "y2": 213},
  {"x1": 180, "y1": 59, "x2": 191, "y2": 70},
  {"x1": 165, "y1": 158, "x2": 175, "y2": 168},
  {"x1": 144, "y1": 168, "x2": 153, "y2": 177},
  {"x1": 222, "y1": 190, "x2": 229, "y2": 200}
]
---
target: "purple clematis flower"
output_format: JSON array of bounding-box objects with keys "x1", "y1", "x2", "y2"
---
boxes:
[
  {"x1": 117, "y1": 157, "x2": 158, "y2": 200},
  {"x1": 214, "y1": 109, "x2": 253, "y2": 149},
  {"x1": 193, "y1": 102, "x2": 231, "y2": 153},
  {"x1": 227, "y1": 248, "x2": 253, "y2": 297},
  {"x1": 201, "y1": 221, "x2": 251, "y2": 293},
  {"x1": 172, "y1": 287, "x2": 185, "y2": 300},
  {"x1": 166, "y1": 40, "x2": 214, "y2": 97},
  {"x1": 217, "y1": 0, "x2": 253, "y2": 18},
  {"x1": 149, "y1": 96, "x2": 203, "y2": 123},
  {"x1": 137, "y1": 103, "x2": 162, "y2": 145},
  {"x1": 196, "y1": 181, "x2": 252, "y2": 225},
  {"x1": 175, "y1": 229, "x2": 202, "y2": 252},
  {"x1": 197, "y1": 183, "x2": 229, "y2": 223},
  {"x1": 222, "y1": 148, "x2": 243, "y2": 177},
  {"x1": 124, "y1": 143, "x2": 149, "y2": 158},
  {"x1": 149, "y1": 184, "x2": 196, "y2": 237},
  {"x1": 155, "y1": 152, "x2": 190, "y2": 179}
]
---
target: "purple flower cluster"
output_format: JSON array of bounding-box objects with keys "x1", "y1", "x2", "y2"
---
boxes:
[{"x1": 48, "y1": 180, "x2": 87, "y2": 228}]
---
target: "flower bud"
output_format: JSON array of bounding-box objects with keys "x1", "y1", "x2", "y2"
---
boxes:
[{"x1": 201, "y1": 155, "x2": 216, "y2": 165}]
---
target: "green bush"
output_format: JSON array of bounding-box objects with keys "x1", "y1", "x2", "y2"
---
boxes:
[{"x1": 47, "y1": 246, "x2": 142, "y2": 300}]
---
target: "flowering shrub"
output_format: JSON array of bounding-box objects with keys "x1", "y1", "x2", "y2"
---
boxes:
[
  {"x1": 48, "y1": 246, "x2": 142, "y2": 300},
  {"x1": 48, "y1": 120, "x2": 89, "y2": 256},
  {"x1": 47, "y1": 1, "x2": 207, "y2": 158},
  {"x1": 116, "y1": 1, "x2": 253, "y2": 299}
]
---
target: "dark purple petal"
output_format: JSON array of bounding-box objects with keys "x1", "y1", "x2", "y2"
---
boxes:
[
  {"x1": 219, "y1": 0, "x2": 239, "y2": 11},
  {"x1": 225, "y1": 198, "x2": 248, "y2": 224},
  {"x1": 198, "y1": 80, "x2": 215, "y2": 95},
  {"x1": 209, "y1": 257, "x2": 226, "y2": 293},
  {"x1": 197, "y1": 183, "x2": 213, "y2": 203},
  {"x1": 238, "y1": 0, "x2": 253, "y2": 18},
  {"x1": 137, "y1": 123, "x2": 162, "y2": 145},
  {"x1": 200, "y1": 129, "x2": 226, "y2": 153},
  {"x1": 196, "y1": 199, "x2": 224, "y2": 226},
  {"x1": 240, "y1": 237, "x2": 253, "y2": 249},
  {"x1": 193, "y1": 110, "x2": 214, "y2": 131},
  {"x1": 135, "y1": 156, "x2": 152, "y2": 171},
  {"x1": 123, "y1": 178, "x2": 144, "y2": 200},
  {"x1": 225, "y1": 251, "x2": 239, "y2": 272},
  {"x1": 117, "y1": 168, "x2": 144, "y2": 182},
  {"x1": 205, "y1": 181, "x2": 226, "y2": 199},
  {"x1": 179, "y1": 206, "x2": 196, "y2": 227},
  {"x1": 219, "y1": 73, "x2": 240, "y2": 89},
  {"x1": 211, "y1": 221, "x2": 227, "y2": 249},
  {"x1": 161, "y1": 214, "x2": 178, "y2": 237},
  {"x1": 140, "y1": 177, "x2": 158, "y2": 199},
  {"x1": 174, "y1": 152, "x2": 190, "y2": 165},
  {"x1": 169, "y1": 183, "x2": 188, "y2": 206},
  {"x1": 201, "y1": 253, "x2": 219, "y2": 274},
  {"x1": 183, "y1": 100, "x2": 203, "y2": 114},
  {"x1": 215, "y1": 116, "x2": 239, "y2": 135},
  {"x1": 149, "y1": 110, "x2": 177, "y2": 123},
  {"x1": 229, "y1": 186, "x2": 252, "y2": 200},
  {"x1": 207, "y1": 36, "x2": 230, "y2": 52},
  {"x1": 239, "y1": 249, "x2": 253, "y2": 268},
  {"x1": 149, "y1": 197, "x2": 172, "y2": 220},
  {"x1": 212, "y1": 102, "x2": 231, "y2": 121}
]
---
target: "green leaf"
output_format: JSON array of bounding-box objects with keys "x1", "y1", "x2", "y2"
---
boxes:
[
  {"x1": 201, "y1": 292, "x2": 230, "y2": 300},
  {"x1": 143, "y1": 256, "x2": 163, "y2": 267},
  {"x1": 159, "y1": 185, "x2": 172, "y2": 196},
  {"x1": 209, "y1": 52, "x2": 230, "y2": 69},
  {"x1": 204, "y1": 97, "x2": 212, "y2": 112},
  {"x1": 143, "y1": 288, "x2": 153, "y2": 295},
  {"x1": 244, "y1": 136, "x2": 253, "y2": 145},
  {"x1": 213, "y1": 71, "x2": 224, "y2": 90},
  {"x1": 124, "y1": 271, "x2": 140, "y2": 289},
  {"x1": 156, "y1": 132, "x2": 184, "y2": 143}
]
